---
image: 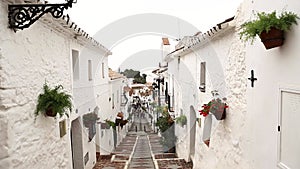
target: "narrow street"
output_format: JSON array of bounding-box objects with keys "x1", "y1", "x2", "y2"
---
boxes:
[{"x1": 94, "y1": 109, "x2": 192, "y2": 169}]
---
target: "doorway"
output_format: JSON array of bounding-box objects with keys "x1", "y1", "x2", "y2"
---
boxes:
[
  {"x1": 189, "y1": 106, "x2": 196, "y2": 161},
  {"x1": 71, "y1": 118, "x2": 84, "y2": 169}
]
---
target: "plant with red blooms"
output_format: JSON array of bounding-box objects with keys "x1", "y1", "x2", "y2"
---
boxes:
[
  {"x1": 199, "y1": 102, "x2": 212, "y2": 117},
  {"x1": 199, "y1": 90, "x2": 228, "y2": 120}
]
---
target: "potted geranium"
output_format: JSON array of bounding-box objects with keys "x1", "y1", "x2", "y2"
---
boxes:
[
  {"x1": 35, "y1": 83, "x2": 72, "y2": 118},
  {"x1": 240, "y1": 11, "x2": 299, "y2": 49},
  {"x1": 199, "y1": 91, "x2": 228, "y2": 120}
]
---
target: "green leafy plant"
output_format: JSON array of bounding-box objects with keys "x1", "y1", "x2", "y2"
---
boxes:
[
  {"x1": 35, "y1": 83, "x2": 72, "y2": 118},
  {"x1": 105, "y1": 119, "x2": 116, "y2": 130},
  {"x1": 156, "y1": 110, "x2": 176, "y2": 153},
  {"x1": 175, "y1": 114, "x2": 187, "y2": 127},
  {"x1": 240, "y1": 11, "x2": 299, "y2": 43}
]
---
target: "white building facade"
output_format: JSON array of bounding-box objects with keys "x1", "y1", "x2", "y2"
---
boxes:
[
  {"x1": 165, "y1": 0, "x2": 300, "y2": 169},
  {"x1": 0, "y1": 1, "x2": 111, "y2": 169}
]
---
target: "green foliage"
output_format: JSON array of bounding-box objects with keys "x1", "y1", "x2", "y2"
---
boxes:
[
  {"x1": 121, "y1": 69, "x2": 140, "y2": 78},
  {"x1": 121, "y1": 69, "x2": 147, "y2": 84},
  {"x1": 175, "y1": 114, "x2": 187, "y2": 127},
  {"x1": 240, "y1": 11, "x2": 299, "y2": 43},
  {"x1": 149, "y1": 102, "x2": 157, "y2": 107},
  {"x1": 156, "y1": 106, "x2": 173, "y2": 132},
  {"x1": 105, "y1": 119, "x2": 116, "y2": 130},
  {"x1": 155, "y1": 110, "x2": 176, "y2": 151},
  {"x1": 35, "y1": 83, "x2": 72, "y2": 118}
]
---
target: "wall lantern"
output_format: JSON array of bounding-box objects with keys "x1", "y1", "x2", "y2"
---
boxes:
[{"x1": 8, "y1": 0, "x2": 77, "y2": 31}]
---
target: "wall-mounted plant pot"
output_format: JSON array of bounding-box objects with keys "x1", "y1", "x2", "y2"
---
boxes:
[
  {"x1": 45, "y1": 108, "x2": 56, "y2": 117},
  {"x1": 259, "y1": 27, "x2": 284, "y2": 49},
  {"x1": 101, "y1": 122, "x2": 111, "y2": 129},
  {"x1": 211, "y1": 107, "x2": 226, "y2": 120}
]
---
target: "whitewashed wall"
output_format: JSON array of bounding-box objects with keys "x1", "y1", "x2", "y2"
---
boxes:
[
  {"x1": 99, "y1": 77, "x2": 125, "y2": 154},
  {"x1": 242, "y1": 1, "x2": 300, "y2": 169},
  {"x1": 0, "y1": 1, "x2": 111, "y2": 169},
  {"x1": 169, "y1": 0, "x2": 300, "y2": 169},
  {"x1": 165, "y1": 6, "x2": 248, "y2": 168},
  {"x1": 0, "y1": 2, "x2": 72, "y2": 169},
  {"x1": 71, "y1": 43, "x2": 110, "y2": 168}
]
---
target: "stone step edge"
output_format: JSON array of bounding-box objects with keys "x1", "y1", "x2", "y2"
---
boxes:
[{"x1": 155, "y1": 158, "x2": 185, "y2": 161}]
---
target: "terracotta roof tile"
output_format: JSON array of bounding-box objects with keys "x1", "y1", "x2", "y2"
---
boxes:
[
  {"x1": 109, "y1": 69, "x2": 125, "y2": 80},
  {"x1": 162, "y1": 38, "x2": 170, "y2": 45}
]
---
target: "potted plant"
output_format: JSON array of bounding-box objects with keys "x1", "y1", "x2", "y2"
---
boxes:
[
  {"x1": 175, "y1": 114, "x2": 187, "y2": 127},
  {"x1": 105, "y1": 119, "x2": 116, "y2": 130},
  {"x1": 240, "y1": 11, "x2": 299, "y2": 49},
  {"x1": 35, "y1": 83, "x2": 72, "y2": 118},
  {"x1": 83, "y1": 113, "x2": 99, "y2": 128},
  {"x1": 199, "y1": 91, "x2": 228, "y2": 120},
  {"x1": 100, "y1": 122, "x2": 111, "y2": 129}
]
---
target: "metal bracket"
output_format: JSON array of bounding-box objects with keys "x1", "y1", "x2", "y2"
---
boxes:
[{"x1": 8, "y1": 0, "x2": 76, "y2": 31}]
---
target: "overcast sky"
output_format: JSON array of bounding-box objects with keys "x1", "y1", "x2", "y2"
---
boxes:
[{"x1": 49, "y1": 0, "x2": 243, "y2": 70}]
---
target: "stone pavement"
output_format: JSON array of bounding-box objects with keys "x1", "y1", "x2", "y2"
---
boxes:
[
  {"x1": 93, "y1": 134, "x2": 137, "y2": 169},
  {"x1": 93, "y1": 111, "x2": 193, "y2": 169},
  {"x1": 128, "y1": 134, "x2": 155, "y2": 169}
]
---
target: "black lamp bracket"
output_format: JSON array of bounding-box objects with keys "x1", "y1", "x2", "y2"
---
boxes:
[{"x1": 8, "y1": 0, "x2": 76, "y2": 31}]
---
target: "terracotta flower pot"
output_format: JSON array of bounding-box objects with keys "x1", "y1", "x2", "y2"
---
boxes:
[
  {"x1": 211, "y1": 107, "x2": 226, "y2": 120},
  {"x1": 45, "y1": 108, "x2": 56, "y2": 117},
  {"x1": 259, "y1": 27, "x2": 284, "y2": 49},
  {"x1": 210, "y1": 101, "x2": 227, "y2": 120}
]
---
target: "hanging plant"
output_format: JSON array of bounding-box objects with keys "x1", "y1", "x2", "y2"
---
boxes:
[
  {"x1": 199, "y1": 91, "x2": 228, "y2": 120},
  {"x1": 35, "y1": 83, "x2": 72, "y2": 118},
  {"x1": 175, "y1": 114, "x2": 187, "y2": 127},
  {"x1": 240, "y1": 11, "x2": 299, "y2": 49},
  {"x1": 105, "y1": 119, "x2": 116, "y2": 130},
  {"x1": 83, "y1": 113, "x2": 99, "y2": 128}
]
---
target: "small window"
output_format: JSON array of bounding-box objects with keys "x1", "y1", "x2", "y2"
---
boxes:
[
  {"x1": 88, "y1": 60, "x2": 92, "y2": 81},
  {"x1": 200, "y1": 62, "x2": 206, "y2": 92},
  {"x1": 59, "y1": 120, "x2": 67, "y2": 138},
  {"x1": 112, "y1": 93, "x2": 115, "y2": 109},
  {"x1": 117, "y1": 90, "x2": 119, "y2": 103},
  {"x1": 72, "y1": 50, "x2": 79, "y2": 81},
  {"x1": 102, "y1": 62, "x2": 105, "y2": 78}
]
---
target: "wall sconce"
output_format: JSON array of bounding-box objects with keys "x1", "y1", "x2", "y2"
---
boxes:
[{"x1": 8, "y1": 0, "x2": 77, "y2": 31}]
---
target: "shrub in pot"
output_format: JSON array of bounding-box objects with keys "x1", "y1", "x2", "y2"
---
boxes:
[
  {"x1": 35, "y1": 83, "x2": 72, "y2": 118},
  {"x1": 240, "y1": 11, "x2": 299, "y2": 49}
]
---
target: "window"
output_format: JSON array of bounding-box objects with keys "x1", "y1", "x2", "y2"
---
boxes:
[
  {"x1": 117, "y1": 90, "x2": 119, "y2": 103},
  {"x1": 72, "y1": 50, "x2": 79, "y2": 81},
  {"x1": 88, "y1": 60, "x2": 92, "y2": 81},
  {"x1": 112, "y1": 93, "x2": 115, "y2": 109},
  {"x1": 102, "y1": 62, "x2": 105, "y2": 78},
  {"x1": 59, "y1": 120, "x2": 67, "y2": 138},
  {"x1": 200, "y1": 62, "x2": 206, "y2": 92}
]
